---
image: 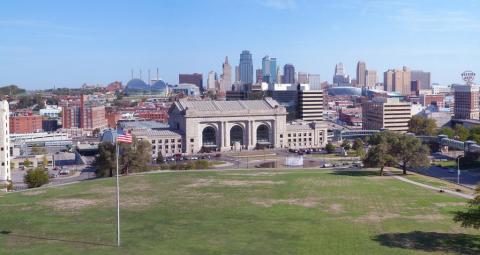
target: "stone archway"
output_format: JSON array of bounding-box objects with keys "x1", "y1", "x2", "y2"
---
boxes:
[
  {"x1": 256, "y1": 124, "x2": 270, "y2": 143},
  {"x1": 230, "y1": 125, "x2": 244, "y2": 146},
  {"x1": 202, "y1": 126, "x2": 217, "y2": 152}
]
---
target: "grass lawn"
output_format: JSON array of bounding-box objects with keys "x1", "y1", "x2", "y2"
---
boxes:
[{"x1": 0, "y1": 169, "x2": 479, "y2": 254}]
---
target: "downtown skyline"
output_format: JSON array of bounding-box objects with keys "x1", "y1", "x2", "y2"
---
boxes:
[{"x1": 1, "y1": 0, "x2": 480, "y2": 89}]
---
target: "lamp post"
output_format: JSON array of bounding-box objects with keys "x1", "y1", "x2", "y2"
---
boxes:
[{"x1": 457, "y1": 155, "x2": 464, "y2": 185}]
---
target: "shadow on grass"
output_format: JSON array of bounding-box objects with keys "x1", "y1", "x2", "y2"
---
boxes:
[
  {"x1": 329, "y1": 170, "x2": 379, "y2": 177},
  {"x1": 0, "y1": 230, "x2": 115, "y2": 247},
  {"x1": 373, "y1": 231, "x2": 480, "y2": 255}
]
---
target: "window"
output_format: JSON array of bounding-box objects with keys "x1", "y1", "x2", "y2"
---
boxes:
[
  {"x1": 159, "y1": 140, "x2": 162, "y2": 143},
  {"x1": 280, "y1": 134, "x2": 283, "y2": 138},
  {"x1": 152, "y1": 146, "x2": 156, "y2": 150},
  {"x1": 190, "y1": 138, "x2": 194, "y2": 142},
  {"x1": 165, "y1": 145, "x2": 169, "y2": 149},
  {"x1": 171, "y1": 139, "x2": 175, "y2": 143},
  {"x1": 159, "y1": 145, "x2": 163, "y2": 149},
  {"x1": 177, "y1": 139, "x2": 181, "y2": 142},
  {"x1": 288, "y1": 134, "x2": 291, "y2": 137},
  {"x1": 151, "y1": 140, "x2": 156, "y2": 144}
]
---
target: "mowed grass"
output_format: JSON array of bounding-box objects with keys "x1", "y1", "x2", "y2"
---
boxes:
[{"x1": 0, "y1": 169, "x2": 479, "y2": 255}]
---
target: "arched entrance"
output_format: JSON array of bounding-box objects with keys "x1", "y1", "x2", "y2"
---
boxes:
[
  {"x1": 230, "y1": 125, "x2": 244, "y2": 146},
  {"x1": 202, "y1": 126, "x2": 217, "y2": 152},
  {"x1": 256, "y1": 124, "x2": 271, "y2": 149}
]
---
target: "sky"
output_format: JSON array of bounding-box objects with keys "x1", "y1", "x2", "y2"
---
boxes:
[{"x1": 1, "y1": 0, "x2": 480, "y2": 89}]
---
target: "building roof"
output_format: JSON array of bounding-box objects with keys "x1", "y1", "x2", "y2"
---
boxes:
[
  {"x1": 174, "y1": 98, "x2": 281, "y2": 112},
  {"x1": 131, "y1": 128, "x2": 182, "y2": 138}
]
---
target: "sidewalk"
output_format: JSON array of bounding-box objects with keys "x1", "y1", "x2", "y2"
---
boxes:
[{"x1": 386, "y1": 170, "x2": 474, "y2": 200}]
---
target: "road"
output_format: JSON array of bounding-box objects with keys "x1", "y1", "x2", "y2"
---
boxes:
[{"x1": 413, "y1": 166, "x2": 480, "y2": 189}]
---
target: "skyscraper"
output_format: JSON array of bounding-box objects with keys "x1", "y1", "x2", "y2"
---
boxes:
[
  {"x1": 356, "y1": 61, "x2": 366, "y2": 87},
  {"x1": 298, "y1": 72, "x2": 309, "y2": 84},
  {"x1": 235, "y1": 66, "x2": 240, "y2": 82},
  {"x1": 283, "y1": 64, "x2": 295, "y2": 84},
  {"x1": 219, "y1": 56, "x2": 232, "y2": 92},
  {"x1": 262, "y1": 55, "x2": 277, "y2": 84},
  {"x1": 256, "y1": 69, "x2": 263, "y2": 83},
  {"x1": 239, "y1": 50, "x2": 253, "y2": 85},
  {"x1": 383, "y1": 67, "x2": 411, "y2": 95},
  {"x1": 454, "y1": 72, "x2": 479, "y2": 119},
  {"x1": 333, "y1": 62, "x2": 350, "y2": 86},
  {"x1": 308, "y1": 74, "x2": 321, "y2": 90},
  {"x1": 0, "y1": 100, "x2": 10, "y2": 187},
  {"x1": 366, "y1": 70, "x2": 377, "y2": 88},
  {"x1": 411, "y1": 70, "x2": 431, "y2": 90},
  {"x1": 207, "y1": 71, "x2": 217, "y2": 91}
]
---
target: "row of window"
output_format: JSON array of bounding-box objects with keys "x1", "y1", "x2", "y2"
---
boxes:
[
  {"x1": 152, "y1": 144, "x2": 182, "y2": 150},
  {"x1": 151, "y1": 138, "x2": 182, "y2": 144}
]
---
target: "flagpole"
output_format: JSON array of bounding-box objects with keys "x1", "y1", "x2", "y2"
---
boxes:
[{"x1": 116, "y1": 140, "x2": 121, "y2": 247}]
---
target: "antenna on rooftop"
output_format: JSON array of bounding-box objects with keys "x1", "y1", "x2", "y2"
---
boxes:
[
  {"x1": 139, "y1": 70, "x2": 142, "y2": 81},
  {"x1": 131, "y1": 69, "x2": 134, "y2": 80},
  {"x1": 156, "y1": 68, "x2": 159, "y2": 80},
  {"x1": 148, "y1": 69, "x2": 151, "y2": 85}
]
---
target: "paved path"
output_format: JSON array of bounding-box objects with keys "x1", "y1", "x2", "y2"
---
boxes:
[{"x1": 386, "y1": 171, "x2": 474, "y2": 200}]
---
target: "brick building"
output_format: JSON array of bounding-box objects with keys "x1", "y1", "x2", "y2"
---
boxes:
[{"x1": 10, "y1": 114, "x2": 43, "y2": 133}]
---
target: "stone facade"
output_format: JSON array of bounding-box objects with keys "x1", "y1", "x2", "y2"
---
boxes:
[{"x1": 167, "y1": 98, "x2": 328, "y2": 155}]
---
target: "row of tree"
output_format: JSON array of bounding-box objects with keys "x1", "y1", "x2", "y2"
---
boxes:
[
  {"x1": 94, "y1": 139, "x2": 152, "y2": 177},
  {"x1": 362, "y1": 131, "x2": 430, "y2": 175}
]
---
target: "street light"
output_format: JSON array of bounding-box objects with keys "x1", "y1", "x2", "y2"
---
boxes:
[{"x1": 457, "y1": 155, "x2": 464, "y2": 185}]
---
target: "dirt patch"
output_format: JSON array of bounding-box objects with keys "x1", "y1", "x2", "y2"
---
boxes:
[
  {"x1": 326, "y1": 203, "x2": 344, "y2": 213},
  {"x1": 434, "y1": 202, "x2": 467, "y2": 207},
  {"x1": 22, "y1": 190, "x2": 46, "y2": 196},
  {"x1": 405, "y1": 214, "x2": 445, "y2": 221},
  {"x1": 356, "y1": 213, "x2": 401, "y2": 222},
  {"x1": 223, "y1": 172, "x2": 289, "y2": 177},
  {"x1": 250, "y1": 198, "x2": 318, "y2": 208},
  {"x1": 41, "y1": 198, "x2": 98, "y2": 212},
  {"x1": 185, "y1": 178, "x2": 284, "y2": 188}
]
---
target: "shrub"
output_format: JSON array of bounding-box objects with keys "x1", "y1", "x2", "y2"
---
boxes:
[
  {"x1": 24, "y1": 167, "x2": 49, "y2": 188},
  {"x1": 194, "y1": 160, "x2": 209, "y2": 169}
]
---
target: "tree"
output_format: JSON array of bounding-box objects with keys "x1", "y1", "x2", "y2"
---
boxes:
[
  {"x1": 363, "y1": 142, "x2": 395, "y2": 176},
  {"x1": 92, "y1": 128, "x2": 101, "y2": 137},
  {"x1": 408, "y1": 116, "x2": 437, "y2": 136},
  {"x1": 119, "y1": 139, "x2": 152, "y2": 174},
  {"x1": 23, "y1": 159, "x2": 32, "y2": 168},
  {"x1": 42, "y1": 155, "x2": 49, "y2": 168},
  {"x1": 341, "y1": 140, "x2": 351, "y2": 150},
  {"x1": 352, "y1": 138, "x2": 365, "y2": 157},
  {"x1": 94, "y1": 142, "x2": 116, "y2": 177},
  {"x1": 24, "y1": 167, "x2": 49, "y2": 188},
  {"x1": 156, "y1": 151, "x2": 164, "y2": 164},
  {"x1": 325, "y1": 142, "x2": 335, "y2": 154},
  {"x1": 454, "y1": 125, "x2": 469, "y2": 141},
  {"x1": 391, "y1": 134, "x2": 430, "y2": 175},
  {"x1": 453, "y1": 186, "x2": 480, "y2": 229},
  {"x1": 438, "y1": 126, "x2": 455, "y2": 138}
]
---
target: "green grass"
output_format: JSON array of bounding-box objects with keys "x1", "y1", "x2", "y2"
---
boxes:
[{"x1": 0, "y1": 169, "x2": 479, "y2": 255}]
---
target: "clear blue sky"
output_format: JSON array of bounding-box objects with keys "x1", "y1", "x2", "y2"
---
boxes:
[{"x1": 1, "y1": 0, "x2": 479, "y2": 89}]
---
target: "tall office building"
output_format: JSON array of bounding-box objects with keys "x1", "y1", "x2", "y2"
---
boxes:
[
  {"x1": 333, "y1": 62, "x2": 350, "y2": 86},
  {"x1": 298, "y1": 90, "x2": 324, "y2": 121},
  {"x1": 179, "y1": 73, "x2": 203, "y2": 92},
  {"x1": 219, "y1": 56, "x2": 232, "y2": 92},
  {"x1": 239, "y1": 50, "x2": 253, "y2": 85},
  {"x1": 366, "y1": 70, "x2": 377, "y2": 88},
  {"x1": 356, "y1": 61, "x2": 367, "y2": 87},
  {"x1": 207, "y1": 71, "x2": 217, "y2": 91},
  {"x1": 383, "y1": 67, "x2": 411, "y2": 95},
  {"x1": 235, "y1": 66, "x2": 240, "y2": 82},
  {"x1": 0, "y1": 101, "x2": 10, "y2": 186},
  {"x1": 256, "y1": 69, "x2": 263, "y2": 83},
  {"x1": 363, "y1": 97, "x2": 411, "y2": 133},
  {"x1": 298, "y1": 72, "x2": 309, "y2": 84},
  {"x1": 454, "y1": 84, "x2": 479, "y2": 119},
  {"x1": 308, "y1": 74, "x2": 321, "y2": 90},
  {"x1": 283, "y1": 64, "x2": 295, "y2": 84},
  {"x1": 262, "y1": 55, "x2": 277, "y2": 84},
  {"x1": 411, "y1": 70, "x2": 431, "y2": 89}
]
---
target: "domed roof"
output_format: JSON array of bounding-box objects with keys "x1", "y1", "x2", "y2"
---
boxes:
[
  {"x1": 151, "y1": 80, "x2": 167, "y2": 91},
  {"x1": 126, "y1": 79, "x2": 149, "y2": 90},
  {"x1": 327, "y1": 86, "x2": 362, "y2": 96}
]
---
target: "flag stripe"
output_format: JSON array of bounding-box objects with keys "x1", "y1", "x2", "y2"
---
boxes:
[{"x1": 117, "y1": 134, "x2": 132, "y2": 143}]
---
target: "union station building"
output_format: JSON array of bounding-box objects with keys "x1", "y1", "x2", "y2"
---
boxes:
[{"x1": 161, "y1": 98, "x2": 328, "y2": 156}]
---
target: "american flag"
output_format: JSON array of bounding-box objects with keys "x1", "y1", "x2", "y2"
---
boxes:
[{"x1": 117, "y1": 133, "x2": 132, "y2": 143}]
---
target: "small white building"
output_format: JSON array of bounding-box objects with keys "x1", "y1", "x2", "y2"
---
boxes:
[{"x1": 0, "y1": 101, "x2": 11, "y2": 186}]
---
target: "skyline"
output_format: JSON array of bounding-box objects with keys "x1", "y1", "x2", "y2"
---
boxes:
[{"x1": 1, "y1": 0, "x2": 480, "y2": 89}]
